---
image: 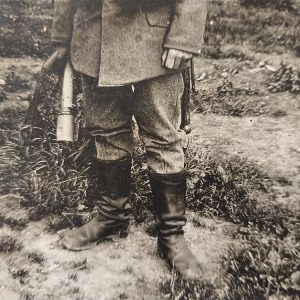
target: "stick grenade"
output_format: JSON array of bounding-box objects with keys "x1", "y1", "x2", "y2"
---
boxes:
[
  {"x1": 56, "y1": 61, "x2": 74, "y2": 142},
  {"x1": 180, "y1": 61, "x2": 192, "y2": 135}
]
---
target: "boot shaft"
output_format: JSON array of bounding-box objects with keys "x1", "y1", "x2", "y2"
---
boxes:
[
  {"x1": 96, "y1": 158, "x2": 132, "y2": 198},
  {"x1": 94, "y1": 158, "x2": 132, "y2": 220},
  {"x1": 149, "y1": 170, "x2": 187, "y2": 231}
]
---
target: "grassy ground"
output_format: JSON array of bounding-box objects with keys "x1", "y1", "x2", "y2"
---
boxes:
[{"x1": 0, "y1": 0, "x2": 300, "y2": 299}]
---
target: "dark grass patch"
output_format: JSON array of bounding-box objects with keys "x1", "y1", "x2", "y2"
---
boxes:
[
  {"x1": 0, "y1": 88, "x2": 7, "y2": 102},
  {"x1": 0, "y1": 215, "x2": 28, "y2": 230},
  {"x1": 46, "y1": 213, "x2": 90, "y2": 232},
  {"x1": 240, "y1": 0, "x2": 297, "y2": 11},
  {"x1": 10, "y1": 119, "x2": 300, "y2": 299},
  {"x1": 160, "y1": 276, "x2": 219, "y2": 300},
  {"x1": 185, "y1": 148, "x2": 300, "y2": 298},
  {"x1": 67, "y1": 258, "x2": 88, "y2": 270},
  {"x1": 267, "y1": 63, "x2": 300, "y2": 94},
  {"x1": 223, "y1": 230, "x2": 300, "y2": 298},
  {"x1": 185, "y1": 149, "x2": 292, "y2": 237},
  {"x1": 0, "y1": 130, "x2": 23, "y2": 194},
  {"x1": 195, "y1": 80, "x2": 268, "y2": 117},
  {"x1": 12, "y1": 68, "x2": 154, "y2": 227},
  {"x1": 0, "y1": 0, "x2": 52, "y2": 58},
  {"x1": 0, "y1": 234, "x2": 22, "y2": 253},
  {"x1": 8, "y1": 262, "x2": 29, "y2": 285},
  {"x1": 27, "y1": 250, "x2": 45, "y2": 265},
  {"x1": 206, "y1": 1, "x2": 300, "y2": 56},
  {"x1": 2, "y1": 0, "x2": 299, "y2": 60},
  {"x1": 0, "y1": 101, "x2": 28, "y2": 130},
  {"x1": 158, "y1": 149, "x2": 299, "y2": 299},
  {"x1": 4, "y1": 72, "x2": 31, "y2": 93},
  {"x1": 130, "y1": 144, "x2": 155, "y2": 224}
]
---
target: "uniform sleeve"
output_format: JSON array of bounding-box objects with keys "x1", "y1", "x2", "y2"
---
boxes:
[
  {"x1": 164, "y1": 0, "x2": 208, "y2": 55},
  {"x1": 51, "y1": 0, "x2": 76, "y2": 45}
]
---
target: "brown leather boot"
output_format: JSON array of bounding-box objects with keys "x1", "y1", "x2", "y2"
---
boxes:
[
  {"x1": 149, "y1": 170, "x2": 202, "y2": 279},
  {"x1": 59, "y1": 158, "x2": 131, "y2": 251}
]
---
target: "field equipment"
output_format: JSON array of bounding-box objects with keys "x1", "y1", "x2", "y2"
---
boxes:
[
  {"x1": 180, "y1": 59, "x2": 196, "y2": 135},
  {"x1": 22, "y1": 51, "x2": 76, "y2": 145},
  {"x1": 56, "y1": 62, "x2": 74, "y2": 142}
]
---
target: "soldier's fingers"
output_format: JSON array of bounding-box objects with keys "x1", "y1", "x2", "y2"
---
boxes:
[
  {"x1": 183, "y1": 52, "x2": 193, "y2": 60},
  {"x1": 164, "y1": 53, "x2": 175, "y2": 69},
  {"x1": 161, "y1": 49, "x2": 168, "y2": 66}
]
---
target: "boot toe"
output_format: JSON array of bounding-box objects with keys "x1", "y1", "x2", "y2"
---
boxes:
[
  {"x1": 174, "y1": 256, "x2": 202, "y2": 280},
  {"x1": 59, "y1": 230, "x2": 97, "y2": 251}
]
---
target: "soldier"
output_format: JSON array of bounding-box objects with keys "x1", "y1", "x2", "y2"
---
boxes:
[{"x1": 53, "y1": 0, "x2": 207, "y2": 279}]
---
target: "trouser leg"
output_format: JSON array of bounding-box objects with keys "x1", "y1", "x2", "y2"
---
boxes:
[
  {"x1": 134, "y1": 72, "x2": 201, "y2": 279},
  {"x1": 59, "y1": 76, "x2": 133, "y2": 251},
  {"x1": 133, "y1": 72, "x2": 185, "y2": 174},
  {"x1": 82, "y1": 75, "x2": 134, "y2": 160}
]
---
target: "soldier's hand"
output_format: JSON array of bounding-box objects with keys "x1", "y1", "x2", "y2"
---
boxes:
[{"x1": 162, "y1": 49, "x2": 193, "y2": 70}]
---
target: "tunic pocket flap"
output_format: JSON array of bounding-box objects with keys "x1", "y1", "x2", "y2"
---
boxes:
[{"x1": 145, "y1": 6, "x2": 171, "y2": 28}]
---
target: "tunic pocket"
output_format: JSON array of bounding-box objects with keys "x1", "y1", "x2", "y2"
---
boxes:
[{"x1": 144, "y1": 5, "x2": 171, "y2": 28}]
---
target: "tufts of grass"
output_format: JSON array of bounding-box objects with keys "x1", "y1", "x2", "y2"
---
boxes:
[
  {"x1": 159, "y1": 149, "x2": 299, "y2": 299},
  {"x1": 240, "y1": 0, "x2": 298, "y2": 11},
  {"x1": 206, "y1": 0, "x2": 300, "y2": 56},
  {"x1": 0, "y1": 88, "x2": 7, "y2": 102},
  {"x1": 185, "y1": 148, "x2": 299, "y2": 298},
  {"x1": 0, "y1": 130, "x2": 21, "y2": 194},
  {"x1": 186, "y1": 149, "x2": 267, "y2": 225},
  {"x1": 195, "y1": 80, "x2": 270, "y2": 117},
  {"x1": 20, "y1": 290, "x2": 35, "y2": 300},
  {"x1": 14, "y1": 70, "x2": 154, "y2": 227},
  {"x1": 185, "y1": 148, "x2": 300, "y2": 238},
  {"x1": 0, "y1": 234, "x2": 22, "y2": 253},
  {"x1": 0, "y1": 0, "x2": 52, "y2": 58},
  {"x1": 4, "y1": 72, "x2": 31, "y2": 93},
  {"x1": 67, "y1": 258, "x2": 88, "y2": 270},
  {"x1": 27, "y1": 250, "x2": 45, "y2": 265},
  {"x1": 130, "y1": 144, "x2": 154, "y2": 224},
  {"x1": 8, "y1": 262, "x2": 29, "y2": 285},
  {"x1": 160, "y1": 273, "x2": 219, "y2": 300},
  {"x1": 267, "y1": 63, "x2": 300, "y2": 94},
  {"x1": 223, "y1": 230, "x2": 300, "y2": 298},
  {"x1": 0, "y1": 215, "x2": 28, "y2": 230}
]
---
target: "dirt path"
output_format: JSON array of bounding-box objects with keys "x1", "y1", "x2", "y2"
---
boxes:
[
  {"x1": 0, "y1": 194, "x2": 235, "y2": 300},
  {"x1": 191, "y1": 50, "x2": 300, "y2": 211},
  {"x1": 191, "y1": 113, "x2": 300, "y2": 208}
]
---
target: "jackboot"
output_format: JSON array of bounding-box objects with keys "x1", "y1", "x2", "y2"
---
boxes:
[
  {"x1": 59, "y1": 158, "x2": 131, "y2": 251},
  {"x1": 149, "y1": 170, "x2": 202, "y2": 279}
]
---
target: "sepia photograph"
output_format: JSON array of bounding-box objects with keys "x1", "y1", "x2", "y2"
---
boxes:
[{"x1": 0, "y1": 0, "x2": 299, "y2": 299}]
